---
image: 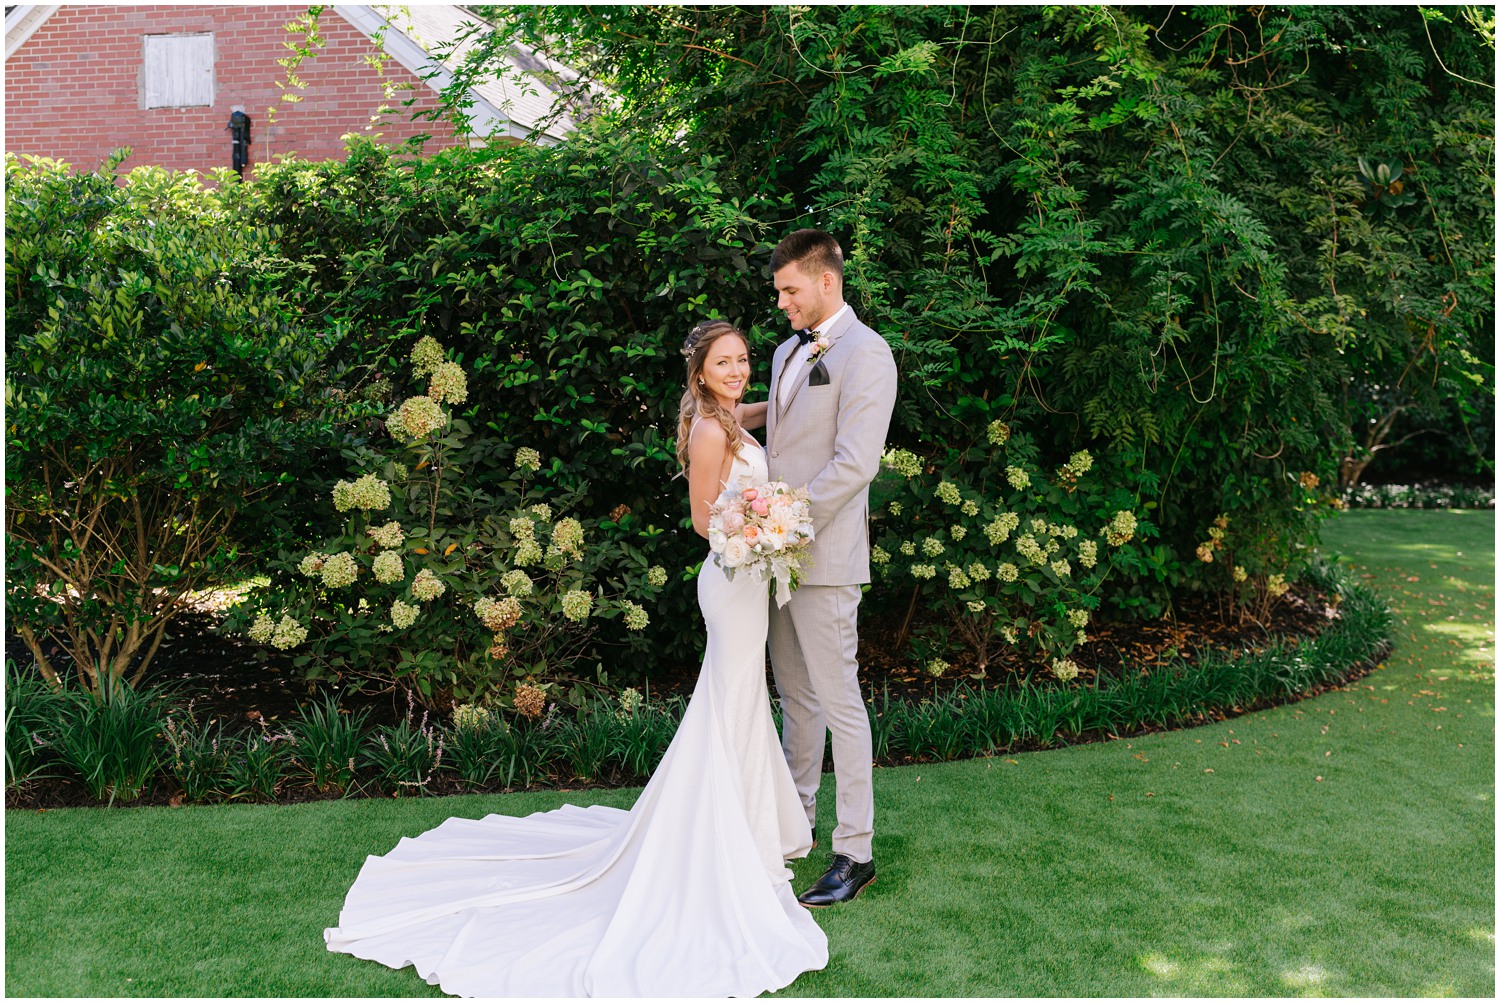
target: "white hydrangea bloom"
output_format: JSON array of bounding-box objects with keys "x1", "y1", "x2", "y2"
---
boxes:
[
  {"x1": 372, "y1": 550, "x2": 404, "y2": 584},
  {"x1": 560, "y1": 590, "x2": 593, "y2": 622},
  {"x1": 320, "y1": 552, "x2": 358, "y2": 588},
  {"x1": 411, "y1": 568, "x2": 446, "y2": 601},
  {"x1": 390, "y1": 600, "x2": 419, "y2": 630}
]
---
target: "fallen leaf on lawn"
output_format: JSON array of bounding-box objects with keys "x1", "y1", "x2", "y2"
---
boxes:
[
  {"x1": 1203, "y1": 768, "x2": 1214, "y2": 773},
  {"x1": 1315, "y1": 776, "x2": 1323, "y2": 782}
]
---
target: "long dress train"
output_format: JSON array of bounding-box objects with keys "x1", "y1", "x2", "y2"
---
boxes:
[{"x1": 324, "y1": 435, "x2": 827, "y2": 997}]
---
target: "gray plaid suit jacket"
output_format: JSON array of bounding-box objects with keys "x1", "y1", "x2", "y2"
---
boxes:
[{"x1": 764, "y1": 308, "x2": 898, "y2": 587}]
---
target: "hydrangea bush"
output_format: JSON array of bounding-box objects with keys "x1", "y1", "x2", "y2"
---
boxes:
[
  {"x1": 869, "y1": 421, "x2": 1153, "y2": 682},
  {"x1": 229, "y1": 338, "x2": 666, "y2": 711}
]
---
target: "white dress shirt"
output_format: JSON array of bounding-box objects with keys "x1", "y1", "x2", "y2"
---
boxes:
[{"x1": 777, "y1": 302, "x2": 850, "y2": 410}]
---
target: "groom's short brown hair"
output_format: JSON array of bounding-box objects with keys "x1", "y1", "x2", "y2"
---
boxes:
[{"x1": 770, "y1": 229, "x2": 843, "y2": 281}]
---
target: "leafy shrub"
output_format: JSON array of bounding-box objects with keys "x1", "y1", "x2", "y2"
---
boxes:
[
  {"x1": 4, "y1": 155, "x2": 349, "y2": 691},
  {"x1": 288, "y1": 693, "x2": 368, "y2": 793},
  {"x1": 4, "y1": 662, "x2": 65, "y2": 788},
  {"x1": 245, "y1": 133, "x2": 783, "y2": 671},
  {"x1": 162, "y1": 710, "x2": 231, "y2": 803},
  {"x1": 608, "y1": 691, "x2": 682, "y2": 781},
  {"x1": 871, "y1": 426, "x2": 1148, "y2": 678},
  {"x1": 219, "y1": 728, "x2": 293, "y2": 803},
  {"x1": 228, "y1": 339, "x2": 667, "y2": 707},
  {"x1": 365, "y1": 700, "x2": 445, "y2": 795},
  {"x1": 444, "y1": 708, "x2": 515, "y2": 789},
  {"x1": 50, "y1": 676, "x2": 166, "y2": 803}
]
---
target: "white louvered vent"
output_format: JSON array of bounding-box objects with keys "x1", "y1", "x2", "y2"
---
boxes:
[{"x1": 143, "y1": 33, "x2": 214, "y2": 108}]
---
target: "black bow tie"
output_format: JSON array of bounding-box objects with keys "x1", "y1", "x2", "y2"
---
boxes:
[{"x1": 796, "y1": 329, "x2": 817, "y2": 345}]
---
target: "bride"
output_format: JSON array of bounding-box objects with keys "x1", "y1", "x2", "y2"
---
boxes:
[{"x1": 324, "y1": 320, "x2": 829, "y2": 997}]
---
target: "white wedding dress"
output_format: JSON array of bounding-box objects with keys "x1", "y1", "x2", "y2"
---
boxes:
[{"x1": 324, "y1": 433, "x2": 828, "y2": 997}]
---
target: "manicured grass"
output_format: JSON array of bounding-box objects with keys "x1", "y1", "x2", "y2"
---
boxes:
[{"x1": 5, "y1": 510, "x2": 1492, "y2": 997}]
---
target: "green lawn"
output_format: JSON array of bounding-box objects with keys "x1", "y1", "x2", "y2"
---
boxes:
[{"x1": 6, "y1": 510, "x2": 1493, "y2": 997}]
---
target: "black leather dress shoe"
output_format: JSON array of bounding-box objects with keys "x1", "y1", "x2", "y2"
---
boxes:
[{"x1": 797, "y1": 853, "x2": 876, "y2": 907}]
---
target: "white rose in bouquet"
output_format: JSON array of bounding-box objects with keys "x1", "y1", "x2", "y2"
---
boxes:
[{"x1": 721, "y1": 536, "x2": 750, "y2": 568}]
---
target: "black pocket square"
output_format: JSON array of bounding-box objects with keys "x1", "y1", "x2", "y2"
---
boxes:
[{"x1": 809, "y1": 361, "x2": 830, "y2": 387}]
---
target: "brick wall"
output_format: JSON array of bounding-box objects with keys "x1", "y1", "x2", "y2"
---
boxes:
[{"x1": 5, "y1": 5, "x2": 468, "y2": 177}]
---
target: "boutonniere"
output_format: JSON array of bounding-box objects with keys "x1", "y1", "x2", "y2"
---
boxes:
[{"x1": 805, "y1": 332, "x2": 832, "y2": 364}]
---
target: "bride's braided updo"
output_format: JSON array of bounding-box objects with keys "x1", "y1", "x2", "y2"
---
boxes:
[{"x1": 676, "y1": 320, "x2": 746, "y2": 473}]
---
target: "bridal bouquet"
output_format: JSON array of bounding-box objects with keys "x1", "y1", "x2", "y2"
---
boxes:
[{"x1": 708, "y1": 479, "x2": 815, "y2": 606}]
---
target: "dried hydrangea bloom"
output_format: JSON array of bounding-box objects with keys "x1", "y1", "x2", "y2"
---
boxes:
[
  {"x1": 987, "y1": 420, "x2": 1011, "y2": 446},
  {"x1": 474, "y1": 596, "x2": 523, "y2": 632},
  {"x1": 513, "y1": 681, "x2": 547, "y2": 719},
  {"x1": 298, "y1": 553, "x2": 326, "y2": 577}
]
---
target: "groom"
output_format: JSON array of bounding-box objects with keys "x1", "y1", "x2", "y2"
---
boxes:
[{"x1": 764, "y1": 229, "x2": 898, "y2": 907}]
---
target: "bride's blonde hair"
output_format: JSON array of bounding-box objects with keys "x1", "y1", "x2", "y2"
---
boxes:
[{"x1": 676, "y1": 320, "x2": 747, "y2": 473}]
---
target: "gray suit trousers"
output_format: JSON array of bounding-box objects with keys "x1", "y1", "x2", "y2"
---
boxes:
[{"x1": 768, "y1": 582, "x2": 873, "y2": 863}]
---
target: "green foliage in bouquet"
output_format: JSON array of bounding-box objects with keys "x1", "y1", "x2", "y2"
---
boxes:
[
  {"x1": 871, "y1": 420, "x2": 1152, "y2": 680},
  {"x1": 4, "y1": 154, "x2": 350, "y2": 692},
  {"x1": 226, "y1": 338, "x2": 666, "y2": 709}
]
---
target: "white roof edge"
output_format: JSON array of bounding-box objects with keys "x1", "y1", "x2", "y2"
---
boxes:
[
  {"x1": 5, "y1": 5, "x2": 61, "y2": 62},
  {"x1": 332, "y1": 5, "x2": 546, "y2": 146}
]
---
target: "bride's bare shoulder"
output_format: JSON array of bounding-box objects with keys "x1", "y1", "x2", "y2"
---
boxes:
[{"x1": 688, "y1": 416, "x2": 729, "y2": 461}]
